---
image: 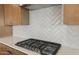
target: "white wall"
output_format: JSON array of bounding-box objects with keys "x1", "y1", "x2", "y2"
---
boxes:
[{"x1": 13, "y1": 5, "x2": 79, "y2": 48}]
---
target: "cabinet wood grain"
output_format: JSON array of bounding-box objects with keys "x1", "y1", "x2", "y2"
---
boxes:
[
  {"x1": 21, "y1": 7, "x2": 29, "y2": 25},
  {"x1": 0, "y1": 43, "x2": 26, "y2": 55},
  {"x1": 4, "y1": 4, "x2": 29, "y2": 25},
  {"x1": 64, "y1": 4, "x2": 79, "y2": 25},
  {"x1": 0, "y1": 5, "x2": 4, "y2": 26},
  {"x1": 0, "y1": 26, "x2": 12, "y2": 37}
]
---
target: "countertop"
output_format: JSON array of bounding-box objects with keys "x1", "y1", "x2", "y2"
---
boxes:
[{"x1": 0, "y1": 36, "x2": 79, "y2": 55}]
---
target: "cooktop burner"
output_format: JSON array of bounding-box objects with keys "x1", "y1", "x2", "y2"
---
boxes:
[{"x1": 15, "y1": 38, "x2": 61, "y2": 55}]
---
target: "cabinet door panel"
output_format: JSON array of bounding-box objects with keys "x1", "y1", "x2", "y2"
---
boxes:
[
  {"x1": 64, "y1": 4, "x2": 79, "y2": 24},
  {"x1": 0, "y1": 4, "x2": 4, "y2": 26},
  {"x1": 4, "y1": 4, "x2": 21, "y2": 25},
  {"x1": 0, "y1": 26, "x2": 12, "y2": 37}
]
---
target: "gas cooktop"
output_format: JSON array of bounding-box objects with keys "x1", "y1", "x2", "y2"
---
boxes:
[{"x1": 15, "y1": 38, "x2": 61, "y2": 55}]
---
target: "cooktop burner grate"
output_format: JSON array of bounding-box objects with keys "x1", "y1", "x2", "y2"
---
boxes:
[{"x1": 15, "y1": 38, "x2": 61, "y2": 55}]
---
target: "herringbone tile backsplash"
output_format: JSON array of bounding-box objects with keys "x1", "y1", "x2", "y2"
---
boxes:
[{"x1": 13, "y1": 5, "x2": 79, "y2": 48}]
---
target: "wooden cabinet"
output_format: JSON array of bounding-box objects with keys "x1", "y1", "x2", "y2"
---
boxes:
[
  {"x1": 4, "y1": 4, "x2": 29, "y2": 25},
  {"x1": 0, "y1": 26, "x2": 12, "y2": 37},
  {"x1": 0, "y1": 43, "x2": 26, "y2": 55},
  {"x1": 0, "y1": 4, "x2": 29, "y2": 26},
  {"x1": 64, "y1": 4, "x2": 79, "y2": 25},
  {"x1": 0, "y1": 5, "x2": 4, "y2": 26}
]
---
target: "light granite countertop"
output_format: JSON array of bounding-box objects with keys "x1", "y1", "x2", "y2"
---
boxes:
[{"x1": 0, "y1": 36, "x2": 79, "y2": 55}]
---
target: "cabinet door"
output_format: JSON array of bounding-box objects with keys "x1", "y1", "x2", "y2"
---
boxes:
[
  {"x1": 4, "y1": 4, "x2": 22, "y2": 25},
  {"x1": 64, "y1": 4, "x2": 79, "y2": 25},
  {"x1": 0, "y1": 4, "x2": 4, "y2": 26},
  {"x1": 0, "y1": 26, "x2": 12, "y2": 37},
  {"x1": 4, "y1": 4, "x2": 29, "y2": 25}
]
